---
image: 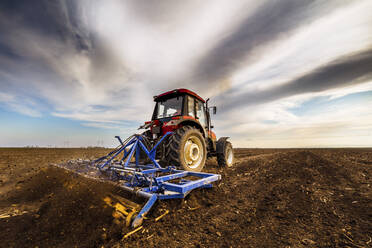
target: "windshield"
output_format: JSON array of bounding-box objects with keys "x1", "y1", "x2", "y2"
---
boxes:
[{"x1": 156, "y1": 96, "x2": 183, "y2": 119}]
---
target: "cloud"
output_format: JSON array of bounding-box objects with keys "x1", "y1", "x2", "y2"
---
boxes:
[
  {"x1": 214, "y1": 80, "x2": 372, "y2": 137},
  {"x1": 215, "y1": 89, "x2": 372, "y2": 148},
  {"x1": 218, "y1": 48, "x2": 372, "y2": 112},
  {"x1": 0, "y1": 92, "x2": 42, "y2": 117},
  {"x1": 0, "y1": 0, "x2": 153, "y2": 121},
  {"x1": 188, "y1": 0, "x2": 351, "y2": 92}
]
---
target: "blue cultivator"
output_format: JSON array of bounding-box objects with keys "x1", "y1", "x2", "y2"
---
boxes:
[{"x1": 93, "y1": 132, "x2": 221, "y2": 228}]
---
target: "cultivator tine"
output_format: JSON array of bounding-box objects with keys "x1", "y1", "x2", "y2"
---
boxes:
[
  {"x1": 119, "y1": 186, "x2": 159, "y2": 228},
  {"x1": 131, "y1": 194, "x2": 158, "y2": 228},
  {"x1": 104, "y1": 195, "x2": 141, "y2": 227}
]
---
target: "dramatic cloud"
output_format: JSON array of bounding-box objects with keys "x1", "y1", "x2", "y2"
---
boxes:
[
  {"x1": 0, "y1": 0, "x2": 371, "y2": 147},
  {"x1": 218, "y1": 48, "x2": 372, "y2": 111},
  {"x1": 189, "y1": 0, "x2": 348, "y2": 90}
]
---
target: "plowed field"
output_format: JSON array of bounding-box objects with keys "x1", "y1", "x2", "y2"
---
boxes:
[{"x1": 0, "y1": 148, "x2": 371, "y2": 247}]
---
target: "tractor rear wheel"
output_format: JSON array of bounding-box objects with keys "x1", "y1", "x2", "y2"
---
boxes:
[
  {"x1": 217, "y1": 139, "x2": 234, "y2": 167},
  {"x1": 167, "y1": 126, "x2": 206, "y2": 172}
]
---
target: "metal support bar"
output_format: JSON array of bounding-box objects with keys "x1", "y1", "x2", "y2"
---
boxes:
[
  {"x1": 124, "y1": 140, "x2": 138, "y2": 167},
  {"x1": 149, "y1": 131, "x2": 172, "y2": 158},
  {"x1": 162, "y1": 174, "x2": 221, "y2": 194},
  {"x1": 155, "y1": 171, "x2": 188, "y2": 183},
  {"x1": 99, "y1": 145, "x2": 126, "y2": 169},
  {"x1": 115, "y1": 136, "x2": 124, "y2": 146}
]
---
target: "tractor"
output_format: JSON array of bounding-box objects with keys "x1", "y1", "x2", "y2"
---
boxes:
[
  {"x1": 93, "y1": 88, "x2": 232, "y2": 227},
  {"x1": 139, "y1": 88, "x2": 234, "y2": 172}
]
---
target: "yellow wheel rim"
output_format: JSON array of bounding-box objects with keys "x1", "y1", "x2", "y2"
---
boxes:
[{"x1": 183, "y1": 135, "x2": 204, "y2": 169}]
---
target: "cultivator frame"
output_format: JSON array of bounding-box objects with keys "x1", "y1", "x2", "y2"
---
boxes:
[{"x1": 93, "y1": 132, "x2": 221, "y2": 228}]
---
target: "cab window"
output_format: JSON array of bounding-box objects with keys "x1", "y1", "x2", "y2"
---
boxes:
[
  {"x1": 187, "y1": 96, "x2": 195, "y2": 117},
  {"x1": 156, "y1": 97, "x2": 183, "y2": 118},
  {"x1": 196, "y1": 100, "x2": 207, "y2": 127}
]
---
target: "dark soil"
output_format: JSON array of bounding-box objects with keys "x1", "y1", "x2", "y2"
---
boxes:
[{"x1": 0, "y1": 148, "x2": 371, "y2": 247}]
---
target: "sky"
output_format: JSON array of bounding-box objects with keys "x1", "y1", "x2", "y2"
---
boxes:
[{"x1": 0, "y1": 0, "x2": 372, "y2": 148}]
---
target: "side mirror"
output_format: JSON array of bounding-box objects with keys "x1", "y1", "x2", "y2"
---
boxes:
[{"x1": 213, "y1": 106, "x2": 217, "y2": 115}]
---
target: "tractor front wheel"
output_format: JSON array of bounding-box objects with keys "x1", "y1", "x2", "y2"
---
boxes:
[{"x1": 167, "y1": 126, "x2": 206, "y2": 172}]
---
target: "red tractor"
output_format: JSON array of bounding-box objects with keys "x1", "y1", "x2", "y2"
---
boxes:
[{"x1": 139, "y1": 88, "x2": 234, "y2": 171}]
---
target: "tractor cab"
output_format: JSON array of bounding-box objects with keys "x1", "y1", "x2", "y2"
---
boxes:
[{"x1": 151, "y1": 89, "x2": 212, "y2": 137}]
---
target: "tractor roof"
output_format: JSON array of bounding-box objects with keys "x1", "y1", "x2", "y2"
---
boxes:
[{"x1": 154, "y1": 88, "x2": 205, "y2": 103}]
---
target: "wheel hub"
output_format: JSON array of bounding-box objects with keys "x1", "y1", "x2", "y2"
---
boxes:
[
  {"x1": 184, "y1": 136, "x2": 204, "y2": 169},
  {"x1": 190, "y1": 144, "x2": 200, "y2": 161}
]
